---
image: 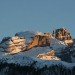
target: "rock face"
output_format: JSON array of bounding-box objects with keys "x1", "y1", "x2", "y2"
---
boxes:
[
  {"x1": 0, "y1": 36, "x2": 26, "y2": 53},
  {"x1": 36, "y1": 50, "x2": 60, "y2": 60},
  {"x1": 52, "y1": 27, "x2": 73, "y2": 46},
  {"x1": 15, "y1": 31, "x2": 50, "y2": 50},
  {"x1": 0, "y1": 32, "x2": 50, "y2": 53},
  {"x1": 26, "y1": 32, "x2": 50, "y2": 50},
  {"x1": 0, "y1": 28, "x2": 73, "y2": 53}
]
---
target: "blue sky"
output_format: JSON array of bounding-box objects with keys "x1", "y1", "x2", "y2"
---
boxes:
[{"x1": 0, "y1": 0, "x2": 75, "y2": 40}]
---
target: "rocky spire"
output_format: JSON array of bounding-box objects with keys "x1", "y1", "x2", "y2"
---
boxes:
[{"x1": 53, "y1": 27, "x2": 73, "y2": 46}]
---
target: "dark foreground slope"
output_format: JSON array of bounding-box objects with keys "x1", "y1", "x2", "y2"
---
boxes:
[{"x1": 0, "y1": 60, "x2": 75, "y2": 75}]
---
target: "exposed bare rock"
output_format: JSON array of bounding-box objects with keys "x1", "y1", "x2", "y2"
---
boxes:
[
  {"x1": 15, "y1": 31, "x2": 42, "y2": 44},
  {"x1": 0, "y1": 32, "x2": 51, "y2": 53},
  {"x1": 0, "y1": 36, "x2": 26, "y2": 53},
  {"x1": 26, "y1": 33, "x2": 50, "y2": 50},
  {"x1": 37, "y1": 50, "x2": 55, "y2": 57},
  {"x1": 52, "y1": 27, "x2": 73, "y2": 46},
  {"x1": 0, "y1": 29, "x2": 71, "y2": 54},
  {"x1": 15, "y1": 31, "x2": 50, "y2": 50},
  {"x1": 36, "y1": 50, "x2": 60, "y2": 60}
]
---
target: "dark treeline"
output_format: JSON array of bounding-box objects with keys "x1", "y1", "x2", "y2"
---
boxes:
[{"x1": 0, "y1": 62, "x2": 75, "y2": 75}]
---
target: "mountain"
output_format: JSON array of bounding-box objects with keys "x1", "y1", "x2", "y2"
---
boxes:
[
  {"x1": 50, "y1": 36, "x2": 67, "y2": 51},
  {"x1": 52, "y1": 27, "x2": 73, "y2": 46},
  {"x1": 15, "y1": 31, "x2": 43, "y2": 44},
  {"x1": 0, "y1": 28, "x2": 75, "y2": 75},
  {"x1": 0, "y1": 36, "x2": 26, "y2": 53}
]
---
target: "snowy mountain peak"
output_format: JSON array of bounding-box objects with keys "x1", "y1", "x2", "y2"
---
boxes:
[
  {"x1": 0, "y1": 28, "x2": 73, "y2": 54},
  {"x1": 0, "y1": 27, "x2": 75, "y2": 75},
  {"x1": 52, "y1": 27, "x2": 73, "y2": 46},
  {"x1": 0, "y1": 28, "x2": 74, "y2": 61}
]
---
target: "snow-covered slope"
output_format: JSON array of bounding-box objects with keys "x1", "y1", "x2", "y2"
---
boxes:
[
  {"x1": 21, "y1": 47, "x2": 51, "y2": 57},
  {"x1": 0, "y1": 51, "x2": 75, "y2": 69},
  {"x1": 0, "y1": 46, "x2": 52, "y2": 61},
  {"x1": 50, "y1": 36, "x2": 67, "y2": 51},
  {"x1": 15, "y1": 31, "x2": 35, "y2": 44},
  {"x1": 71, "y1": 56, "x2": 75, "y2": 63}
]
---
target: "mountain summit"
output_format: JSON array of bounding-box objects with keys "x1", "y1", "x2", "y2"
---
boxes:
[
  {"x1": 0, "y1": 27, "x2": 75, "y2": 75},
  {"x1": 52, "y1": 27, "x2": 73, "y2": 46},
  {"x1": 0, "y1": 28, "x2": 73, "y2": 54}
]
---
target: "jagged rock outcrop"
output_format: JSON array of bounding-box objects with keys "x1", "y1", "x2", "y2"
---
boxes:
[
  {"x1": 52, "y1": 27, "x2": 73, "y2": 46},
  {"x1": 0, "y1": 32, "x2": 50, "y2": 53},
  {"x1": 36, "y1": 50, "x2": 60, "y2": 60},
  {"x1": 0, "y1": 29, "x2": 73, "y2": 53},
  {"x1": 0, "y1": 36, "x2": 26, "y2": 53},
  {"x1": 26, "y1": 32, "x2": 50, "y2": 50},
  {"x1": 15, "y1": 31, "x2": 36, "y2": 44},
  {"x1": 15, "y1": 31, "x2": 50, "y2": 50}
]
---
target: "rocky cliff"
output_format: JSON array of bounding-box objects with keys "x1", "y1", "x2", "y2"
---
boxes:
[
  {"x1": 26, "y1": 33, "x2": 50, "y2": 50},
  {"x1": 0, "y1": 28, "x2": 73, "y2": 53},
  {"x1": 52, "y1": 27, "x2": 73, "y2": 46},
  {"x1": 0, "y1": 36, "x2": 26, "y2": 53},
  {"x1": 0, "y1": 32, "x2": 50, "y2": 53},
  {"x1": 0, "y1": 28, "x2": 75, "y2": 75}
]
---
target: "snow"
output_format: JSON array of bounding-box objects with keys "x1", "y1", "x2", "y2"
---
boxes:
[
  {"x1": 34, "y1": 60, "x2": 75, "y2": 69},
  {"x1": 0, "y1": 32, "x2": 71, "y2": 65},
  {"x1": 7, "y1": 56, "x2": 35, "y2": 66},
  {"x1": 0, "y1": 31, "x2": 69, "y2": 54},
  {"x1": 36, "y1": 32, "x2": 43, "y2": 35},
  {"x1": 0, "y1": 51, "x2": 75, "y2": 69},
  {"x1": 0, "y1": 30, "x2": 75, "y2": 71},
  {"x1": 71, "y1": 56, "x2": 75, "y2": 63},
  {"x1": 65, "y1": 40, "x2": 73, "y2": 44},
  {"x1": 15, "y1": 31, "x2": 43, "y2": 44},
  {"x1": 0, "y1": 52, "x2": 8, "y2": 57},
  {"x1": 0, "y1": 46, "x2": 52, "y2": 66},
  {"x1": 0, "y1": 46, "x2": 75, "y2": 70},
  {"x1": 50, "y1": 36, "x2": 67, "y2": 51},
  {"x1": 0, "y1": 36, "x2": 26, "y2": 54},
  {"x1": 22, "y1": 47, "x2": 51, "y2": 57},
  {"x1": 15, "y1": 31, "x2": 35, "y2": 44}
]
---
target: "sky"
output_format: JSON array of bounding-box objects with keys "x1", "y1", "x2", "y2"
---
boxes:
[{"x1": 0, "y1": 0, "x2": 75, "y2": 40}]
